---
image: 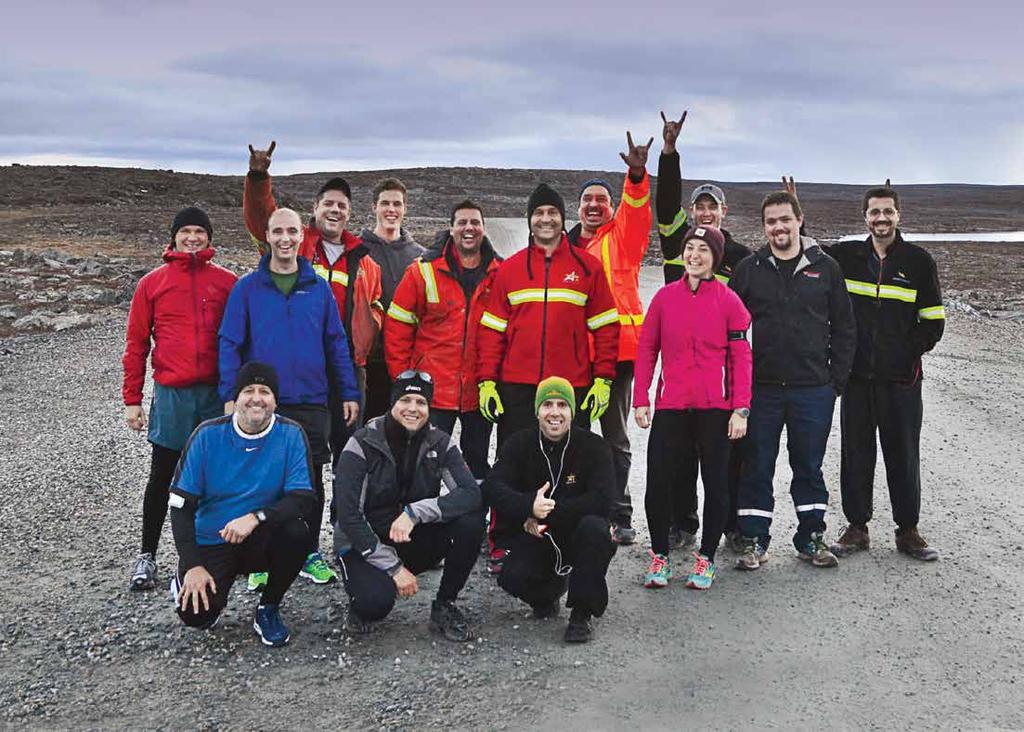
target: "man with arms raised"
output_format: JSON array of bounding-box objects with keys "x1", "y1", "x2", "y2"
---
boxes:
[
  {"x1": 219, "y1": 208, "x2": 360, "y2": 588},
  {"x1": 729, "y1": 191, "x2": 856, "y2": 570},
  {"x1": 483, "y1": 377, "x2": 617, "y2": 643},
  {"x1": 827, "y1": 185, "x2": 944, "y2": 561},
  {"x1": 566, "y1": 132, "x2": 653, "y2": 546},
  {"x1": 169, "y1": 362, "x2": 314, "y2": 647},
  {"x1": 385, "y1": 199, "x2": 501, "y2": 480}
]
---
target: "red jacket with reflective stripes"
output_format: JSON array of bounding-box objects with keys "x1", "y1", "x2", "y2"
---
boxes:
[
  {"x1": 384, "y1": 239, "x2": 501, "y2": 411},
  {"x1": 476, "y1": 236, "x2": 620, "y2": 388},
  {"x1": 568, "y1": 171, "x2": 652, "y2": 362},
  {"x1": 122, "y1": 247, "x2": 237, "y2": 405},
  {"x1": 243, "y1": 172, "x2": 383, "y2": 366}
]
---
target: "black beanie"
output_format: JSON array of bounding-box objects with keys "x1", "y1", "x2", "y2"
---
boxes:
[
  {"x1": 318, "y1": 177, "x2": 352, "y2": 201},
  {"x1": 170, "y1": 206, "x2": 213, "y2": 244},
  {"x1": 390, "y1": 370, "x2": 434, "y2": 406},
  {"x1": 526, "y1": 183, "x2": 566, "y2": 226},
  {"x1": 234, "y1": 361, "x2": 279, "y2": 402}
]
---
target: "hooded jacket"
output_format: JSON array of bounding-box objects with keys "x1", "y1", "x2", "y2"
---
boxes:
[
  {"x1": 567, "y1": 171, "x2": 652, "y2": 362},
  {"x1": 359, "y1": 228, "x2": 425, "y2": 309},
  {"x1": 729, "y1": 237, "x2": 856, "y2": 392},
  {"x1": 476, "y1": 235, "x2": 620, "y2": 388},
  {"x1": 634, "y1": 277, "x2": 752, "y2": 411},
  {"x1": 384, "y1": 237, "x2": 502, "y2": 411},
  {"x1": 217, "y1": 255, "x2": 360, "y2": 405},
  {"x1": 332, "y1": 416, "x2": 481, "y2": 573},
  {"x1": 243, "y1": 172, "x2": 384, "y2": 366},
  {"x1": 122, "y1": 246, "x2": 237, "y2": 405},
  {"x1": 825, "y1": 231, "x2": 945, "y2": 383}
]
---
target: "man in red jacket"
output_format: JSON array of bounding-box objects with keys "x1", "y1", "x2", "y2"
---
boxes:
[
  {"x1": 244, "y1": 141, "x2": 383, "y2": 465},
  {"x1": 384, "y1": 200, "x2": 501, "y2": 479},
  {"x1": 122, "y1": 207, "x2": 237, "y2": 592},
  {"x1": 477, "y1": 183, "x2": 620, "y2": 447},
  {"x1": 566, "y1": 131, "x2": 653, "y2": 545}
]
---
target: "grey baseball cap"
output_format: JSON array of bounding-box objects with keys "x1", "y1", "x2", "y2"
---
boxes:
[{"x1": 689, "y1": 183, "x2": 726, "y2": 207}]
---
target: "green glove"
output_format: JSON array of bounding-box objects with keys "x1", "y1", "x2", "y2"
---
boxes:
[
  {"x1": 582, "y1": 377, "x2": 613, "y2": 422},
  {"x1": 479, "y1": 380, "x2": 504, "y2": 423}
]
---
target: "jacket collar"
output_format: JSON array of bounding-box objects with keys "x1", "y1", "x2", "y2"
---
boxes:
[
  {"x1": 429, "y1": 236, "x2": 501, "y2": 274},
  {"x1": 257, "y1": 253, "x2": 317, "y2": 284},
  {"x1": 361, "y1": 415, "x2": 444, "y2": 463},
  {"x1": 755, "y1": 236, "x2": 822, "y2": 271},
  {"x1": 163, "y1": 246, "x2": 215, "y2": 266}
]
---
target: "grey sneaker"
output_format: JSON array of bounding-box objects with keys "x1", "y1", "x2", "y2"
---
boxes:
[
  {"x1": 342, "y1": 605, "x2": 372, "y2": 635},
  {"x1": 669, "y1": 526, "x2": 697, "y2": 550},
  {"x1": 735, "y1": 538, "x2": 769, "y2": 570},
  {"x1": 129, "y1": 552, "x2": 157, "y2": 591},
  {"x1": 611, "y1": 524, "x2": 636, "y2": 545},
  {"x1": 798, "y1": 532, "x2": 839, "y2": 568}
]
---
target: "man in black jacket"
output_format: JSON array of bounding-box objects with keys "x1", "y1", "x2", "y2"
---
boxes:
[
  {"x1": 168, "y1": 362, "x2": 315, "y2": 647},
  {"x1": 332, "y1": 371, "x2": 483, "y2": 642},
  {"x1": 656, "y1": 110, "x2": 753, "y2": 551},
  {"x1": 483, "y1": 377, "x2": 617, "y2": 643},
  {"x1": 729, "y1": 191, "x2": 856, "y2": 570},
  {"x1": 825, "y1": 187, "x2": 944, "y2": 561}
]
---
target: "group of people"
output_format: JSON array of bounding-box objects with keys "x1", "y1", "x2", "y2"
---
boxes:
[{"x1": 121, "y1": 111, "x2": 945, "y2": 648}]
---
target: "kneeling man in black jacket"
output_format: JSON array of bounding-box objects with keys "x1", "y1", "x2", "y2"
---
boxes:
[
  {"x1": 484, "y1": 376, "x2": 617, "y2": 643},
  {"x1": 333, "y1": 370, "x2": 483, "y2": 641}
]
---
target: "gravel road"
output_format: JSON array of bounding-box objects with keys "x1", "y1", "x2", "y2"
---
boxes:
[{"x1": 1, "y1": 268, "x2": 1021, "y2": 730}]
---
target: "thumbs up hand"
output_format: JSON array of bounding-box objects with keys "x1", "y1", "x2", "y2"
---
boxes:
[{"x1": 532, "y1": 481, "x2": 556, "y2": 519}]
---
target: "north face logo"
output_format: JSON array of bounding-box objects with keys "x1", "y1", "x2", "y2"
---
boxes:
[{"x1": 563, "y1": 271, "x2": 580, "y2": 283}]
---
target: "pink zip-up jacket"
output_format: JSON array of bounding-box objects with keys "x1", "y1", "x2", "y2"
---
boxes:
[{"x1": 633, "y1": 277, "x2": 752, "y2": 411}]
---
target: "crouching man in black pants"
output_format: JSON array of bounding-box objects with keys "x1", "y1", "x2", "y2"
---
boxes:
[
  {"x1": 483, "y1": 376, "x2": 617, "y2": 643},
  {"x1": 333, "y1": 371, "x2": 483, "y2": 641},
  {"x1": 169, "y1": 362, "x2": 315, "y2": 647}
]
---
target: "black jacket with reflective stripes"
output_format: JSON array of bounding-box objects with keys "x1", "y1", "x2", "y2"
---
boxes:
[
  {"x1": 656, "y1": 151, "x2": 750, "y2": 285},
  {"x1": 729, "y1": 238, "x2": 856, "y2": 392},
  {"x1": 824, "y1": 232, "x2": 944, "y2": 383}
]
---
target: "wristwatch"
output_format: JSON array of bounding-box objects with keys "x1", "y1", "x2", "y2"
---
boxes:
[
  {"x1": 734, "y1": 408, "x2": 751, "y2": 418},
  {"x1": 254, "y1": 510, "x2": 267, "y2": 523}
]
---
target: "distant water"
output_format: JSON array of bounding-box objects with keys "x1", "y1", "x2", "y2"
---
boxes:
[{"x1": 837, "y1": 231, "x2": 1024, "y2": 243}]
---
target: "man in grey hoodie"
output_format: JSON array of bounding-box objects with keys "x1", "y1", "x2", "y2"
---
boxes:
[{"x1": 361, "y1": 177, "x2": 425, "y2": 419}]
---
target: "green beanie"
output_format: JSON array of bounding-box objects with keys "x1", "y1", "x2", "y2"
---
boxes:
[{"x1": 535, "y1": 376, "x2": 576, "y2": 417}]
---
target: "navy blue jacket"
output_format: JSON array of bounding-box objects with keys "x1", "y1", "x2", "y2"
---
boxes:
[{"x1": 218, "y1": 255, "x2": 360, "y2": 405}]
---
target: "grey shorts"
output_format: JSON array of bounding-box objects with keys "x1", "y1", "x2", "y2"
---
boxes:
[{"x1": 148, "y1": 382, "x2": 223, "y2": 451}]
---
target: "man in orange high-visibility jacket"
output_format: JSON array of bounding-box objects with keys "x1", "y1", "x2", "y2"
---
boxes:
[
  {"x1": 565, "y1": 131, "x2": 654, "y2": 545},
  {"x1": 477, "y1": 183, "x2": 620, "y2": 449},
  {"x1": 384, "y1": 199, "x2": 502, "y2": 480}
]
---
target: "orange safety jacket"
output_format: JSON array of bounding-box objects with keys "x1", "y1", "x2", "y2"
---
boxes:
[
  {"x1": 384, "y1": 238, "x2": 501, "y2": 412},
  {"x1": 477, "y1": 235, "x2": 620, "y2": 388},
  {"x1": 243, "y1": 172, "x2": 383, "y2": 366},
  {"x1": 567, "y1": 171, "x2": 652, "y2": 362}
]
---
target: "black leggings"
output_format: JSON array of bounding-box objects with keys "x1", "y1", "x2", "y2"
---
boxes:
[
  {"x1": 646, "y1": 409, "x2": 731, "y2": 560},
  {"x1": 338, "y1": 512, "x2": 484, "y2": 622},
  {"x1": 141, "y1": 444, "x2": 181, "y2": 557},
  {"x1": 175, "y1": 518, "x2": 308, "y2": 628}
]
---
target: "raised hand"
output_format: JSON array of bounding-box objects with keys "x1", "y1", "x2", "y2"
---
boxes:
[
  {"x1": 248, "y1": 140, "x2": 276, "y2": 174},
  {"x1": 619, "y1": 131, "x2": 654, "y2": 177},
  {"x1": 781, "y1": 175, "x2": 798, "y2": 199},
  {"x1": 660, "y1": 110, "x2": 687, "y2": 153}
]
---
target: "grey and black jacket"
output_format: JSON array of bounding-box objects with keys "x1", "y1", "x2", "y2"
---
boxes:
[
  {"x1": 359, "y1": 228, "x2": 425, "y2": 309},
  {"x1": 729, "y1": 237, "x2": 856, "y2": 393},
  {"x1": 332, "y1": 416, "x2": 481, "y2": 573}
]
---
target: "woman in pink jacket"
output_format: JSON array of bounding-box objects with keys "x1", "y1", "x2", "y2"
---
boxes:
[{"x1": 634, "y1": 225, "x2": 752, "y2": 590}]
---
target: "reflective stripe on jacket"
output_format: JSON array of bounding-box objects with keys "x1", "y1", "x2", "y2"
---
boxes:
[
  {"x1": 568, "y1": 171, "x2": 652, "y2": 362},
  {"x1": 384, "y1": 239, "x2": 501, "y2": 411},
  {"x1": 476, "y1": 235, "x2": 620, "y2": 388}
]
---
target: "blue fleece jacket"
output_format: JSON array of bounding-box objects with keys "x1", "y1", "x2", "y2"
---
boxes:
[{"x1": 218, "y1": 255, "x2": 360, "y2": 405}]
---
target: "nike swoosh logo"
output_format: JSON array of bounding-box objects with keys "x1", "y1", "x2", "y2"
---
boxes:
[{"x1": 245, "y1": 447, "x2": 258, "y2": 452}]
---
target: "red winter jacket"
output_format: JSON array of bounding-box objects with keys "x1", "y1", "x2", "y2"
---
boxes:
[
  {"x1": 477, "y1": 236, "x2": 619, "y2": 388},
  {"x1": 633, "y1": 277, "x2": 752, "y2": 411},
  {"x1": 385, "y1": 239, "x2": 501, "y2": 411},
  {"x1": 122, "y1": 247, "x2": 237, "y2": 405},
  {"x1": 243, "y1": 172, "x2": 384, "y2": 366}
]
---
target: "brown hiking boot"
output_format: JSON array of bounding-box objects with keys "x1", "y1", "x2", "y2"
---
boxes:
[
  {"x1": 895, "y1": 527, "x2": 939, "y2": 561},
  {"x1": 831, "y1": 524, "x2": 870, "y2": 557}
]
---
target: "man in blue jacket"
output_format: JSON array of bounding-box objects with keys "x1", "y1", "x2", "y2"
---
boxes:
[{"x1": 219, "y1": 207, "x2": 360, "y2": 587}]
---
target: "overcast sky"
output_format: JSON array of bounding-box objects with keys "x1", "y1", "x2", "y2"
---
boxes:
[{"x1": 2, "y1": 0, "x2": 1021, "y2": 183}]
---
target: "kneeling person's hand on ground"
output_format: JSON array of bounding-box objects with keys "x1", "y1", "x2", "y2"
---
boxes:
[{"x1": 180, "y1": 566, "x2": 217, "y2": 614}]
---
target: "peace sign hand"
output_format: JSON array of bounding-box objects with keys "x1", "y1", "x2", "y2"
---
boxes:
[
  {"x1": 660, "y1": 110, "x2": 687, "y2": 153},
  {"x1": 619, "y1": 130, "x2": 654, "y2": 179},
  {"x1": 247, "y1": 140, "x2": 276, "y2": 174}
]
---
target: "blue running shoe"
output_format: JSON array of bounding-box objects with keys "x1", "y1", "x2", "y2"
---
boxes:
[{"x1": 253, "y1": 604, "x2": 290, "y2": 647}]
